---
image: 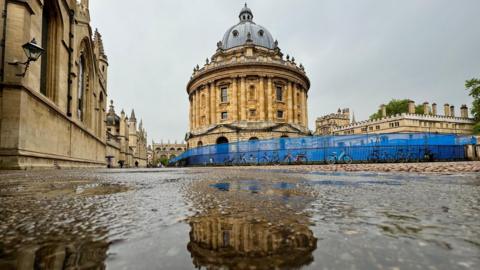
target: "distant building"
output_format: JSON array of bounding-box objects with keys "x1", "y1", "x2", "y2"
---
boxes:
[
  {"x1": 315, "y1": 101, "x2": 476, "y2": 136},
  {"x1": 152, "y1": 141, "x2": 187, "y2": 165},
  {"x1": 315, "y1": 108, "x2": 351, "y2": 135},
  {"x1": 105, "y1": 101, "x2": 148, "y2": 168}
]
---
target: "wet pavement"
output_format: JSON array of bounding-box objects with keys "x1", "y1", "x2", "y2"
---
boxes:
[{"x1": 0, "y1": 168, "x2": 479, "y2": 270}]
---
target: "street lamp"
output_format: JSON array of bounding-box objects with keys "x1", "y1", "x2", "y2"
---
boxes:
[{"x1": 9, "y1": 38, "x2": 45, "y2": 77}]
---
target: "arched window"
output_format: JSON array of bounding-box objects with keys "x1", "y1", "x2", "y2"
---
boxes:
[
  {"x1": 40, "y1": 0, "x2": 63, "y2": 102},
  {"x1": 77, "y1": 56, "x2": 86, "y2": 121},
  {"x1": 197, "y1": 141, "x2": 203, "y2": 147},
  {"x1": 216, "y1": 136, "x2": 229, "y2": 145}
]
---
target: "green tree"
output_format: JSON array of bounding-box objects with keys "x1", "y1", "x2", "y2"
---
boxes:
[
  {"x1": 369, "y1": 99, "x2": 423, "y2": 120},
  {"x1": 465, "y1": 78, "x2": 480, "y2": 133}
]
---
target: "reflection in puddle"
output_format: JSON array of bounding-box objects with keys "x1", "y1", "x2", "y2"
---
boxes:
[{"x1": 187, "y1": 179, "x2": 317, "y2": 269}]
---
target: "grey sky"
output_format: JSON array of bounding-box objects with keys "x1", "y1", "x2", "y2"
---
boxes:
[{"x1": 90, "y1": 0, "x2": 480, "y2": 143}]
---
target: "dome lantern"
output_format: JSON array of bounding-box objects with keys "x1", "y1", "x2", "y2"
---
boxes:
[
  {"x1": 239, "y1": 3, "x2": 253, "y2": 22},
  {"x1": 221, "y1": 4, "x2": 275, "y2": 50}
]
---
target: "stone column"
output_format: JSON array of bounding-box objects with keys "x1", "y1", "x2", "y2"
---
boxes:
[
  {"x1": 267, "y1": 77, "x2": 274, "y2": 122},
  {"x1": 287, "y1": 81, "x2": 293, "y2": 122},
  {"x1": 303, "y1": 90, "x2": 308, "y2": 127},
  {"x1": 191, "y1": 92, "x2": 196, "y2": 130},
  {"x1": 240, "y1": 76, "x2": 247, "y2": 121},
  {"x1": 210, "y1": 82, "x2": 216, "y2": 125},
  {"x1": 205, "y1": 84, "x2": 211, "y2": 125},
  {"x1": 196, "y1": 90, "x2": 201, "y2": 128},
  {"x1": 259, "y1": 76, "x2": 265, "y2": 120},
  {"x1": 189, "y1": 96, "x2": 193, "y2": 130},
  {"x1": 293, "y1": 84, "x2": 298, "y2": 123},
  {"x1": 299, "y1": 88, "x2": 305, "y2": 125},
  {"x1": 216, "y1": 85, "x2": 221, "y2": 123},
  {"x1": 231, "y1": 78, "x2": 238, "y2": 121}
]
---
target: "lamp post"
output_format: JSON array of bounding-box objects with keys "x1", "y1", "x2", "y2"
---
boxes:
[{"x1": 8, "y1": 38, "x2": 45, "y2": 77}]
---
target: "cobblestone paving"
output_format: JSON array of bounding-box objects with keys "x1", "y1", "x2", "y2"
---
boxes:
[{"x1": 0, "y1": 168, "x2": 479, "y2": 270}]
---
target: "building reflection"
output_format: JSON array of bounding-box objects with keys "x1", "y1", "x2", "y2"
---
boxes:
[
  {"x1": 186, "y1": 180, "x2": 317, "y2": 269},
  {"x1": 0, "y1": 240, "x2": 109, "y2": 270}
]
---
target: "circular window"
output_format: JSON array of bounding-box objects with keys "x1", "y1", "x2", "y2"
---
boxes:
[
  {"x1": 258, "y1": 30, "x2": 264, "y2": 37},
  {"x1": 232, "y1": 30, "x2": 239, "y2": 37}
]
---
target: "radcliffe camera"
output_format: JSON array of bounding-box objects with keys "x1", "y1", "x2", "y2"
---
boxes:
[{"x1": 0, "y1": 1, "x2": 479, "y2": 270}]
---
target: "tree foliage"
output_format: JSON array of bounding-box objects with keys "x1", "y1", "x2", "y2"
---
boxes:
[
  {"x1": 369, "y1": 99, "x2": 423, "y2": 120},
  {"x1": 465, "y1": 78, "x2": 480, "y2": 134}
]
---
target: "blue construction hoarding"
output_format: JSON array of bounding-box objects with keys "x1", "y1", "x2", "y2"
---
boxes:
[{"x1": 170, "y1": 133, "x2": 476, "y2": 166}]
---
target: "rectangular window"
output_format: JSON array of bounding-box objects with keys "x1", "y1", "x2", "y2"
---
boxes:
[
  {"x1": 276, "y1": 86, "x2": 283, "y2": 101},
  {"x1": 221, "y1": 112, "x2": 228, "y2": 120},
  {"x1": 376, "y1": 125, "x2": 380, "y2": 130},
  {"x1": 221, "y1": 87, "x2": 228, "y2": 103},
  {"x1": 277, "y1": 110, "x2": 284, "y2": 119},
  {"x1": 249, "y1": 109, "x2": 256, "y2": 117}
]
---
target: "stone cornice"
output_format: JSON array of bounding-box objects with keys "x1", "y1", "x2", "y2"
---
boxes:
[{"x1": 187, "y1": 61, "x2": 310, "y2": 93}]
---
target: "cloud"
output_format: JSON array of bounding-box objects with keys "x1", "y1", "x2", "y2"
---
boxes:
[{"x1": 90, "y1": 0, "x2": 480, "y2": 142}]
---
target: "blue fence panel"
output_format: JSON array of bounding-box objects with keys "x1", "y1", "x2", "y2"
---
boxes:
[{"x1": 169, "y1": 133, "x2": 476, "y2": 166}]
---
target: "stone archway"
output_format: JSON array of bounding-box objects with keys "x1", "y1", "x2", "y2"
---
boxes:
[
  {"x1": 249, "y1": 137, "x2": 259, "y2": 141},
  {"x1": 197, "y1": 141, "x2": 203, "y2": 147},
  {"x1": 216, "y1": 136, "x2": 229, "y2": 145}
]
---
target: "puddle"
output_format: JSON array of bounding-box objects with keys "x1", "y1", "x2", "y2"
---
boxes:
[{"x1": 0, "y1": 168, "x2": 479, "y2": 270}]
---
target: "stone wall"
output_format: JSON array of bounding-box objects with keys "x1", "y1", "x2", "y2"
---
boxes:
[{"x1": 0, "y1": 0, "x2": 108, "y2": 169}]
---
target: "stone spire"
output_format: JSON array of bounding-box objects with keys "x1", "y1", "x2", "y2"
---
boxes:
[
  {"x1": 130, "y1": 109, "x2": 137, "y2": 122},
  {"x1": 94, "y1": 29, "x2": 108, "y2": 61}
]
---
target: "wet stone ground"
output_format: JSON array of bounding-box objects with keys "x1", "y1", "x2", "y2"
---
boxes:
[{"x1": 0, "y1": 168, "x2": 479, "y2": 270}]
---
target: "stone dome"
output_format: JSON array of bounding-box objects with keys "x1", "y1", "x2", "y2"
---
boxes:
[{"x1": 221, "y1": 4, "x2": 275, "y2": 50}]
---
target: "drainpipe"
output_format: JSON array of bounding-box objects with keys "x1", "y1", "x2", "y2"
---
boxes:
[{"x1": 66, "y1": 8, "x2": 74, "y2": 117}]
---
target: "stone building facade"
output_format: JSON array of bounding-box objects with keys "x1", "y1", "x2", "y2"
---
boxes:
[
  {"x1": 0, "y1": 0, "x2": 108, "y2": 169},
  {"x1": 152, "y1": 141, "x2": 186, "y2": 165},
  {"x1": 105, "y1": 101, "x2": 148, "y2": 168},
  {"x1": 315, "y1": 101, "x2": 476, "y2": 136},
  {"x1": 186, "y1": 4, "x2": 310, "y2": 148},
  {"x1": 315, "y1": 108, "x2": 351, "y2": 136}
]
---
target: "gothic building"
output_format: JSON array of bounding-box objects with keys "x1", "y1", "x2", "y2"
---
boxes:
[
  {"x1": 0, "y1": 0, "x2": 108, "y2": 168},
  {"x1": 186, "y1": 4, "x2": 311, "y2": 148},
  {"x1": 106, "y1": 101, "x2": 148, "y2": 168}
]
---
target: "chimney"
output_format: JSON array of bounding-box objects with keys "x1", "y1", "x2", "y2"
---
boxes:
[
  {"x1": 450, "y1": 105, "x2": 455, "y2": 117},
  {"x1": 444, "y1": 104, "x2": 450, "y2": 116},
  {"x1": 432, "y1": 103, "x2": 437, "y2": 115},
  {"x1": 423, "y1": 102, "x2": 429, "y2": 115},
  {"x1": 460, "y1": 104, "x2": 468, "y2": 118},
  {"x1": 380, "y1": 104, "x2": 387, "y2": 118},
  {"x1": 408, "y1": 100, "x2": 415, "y2": 114}
]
